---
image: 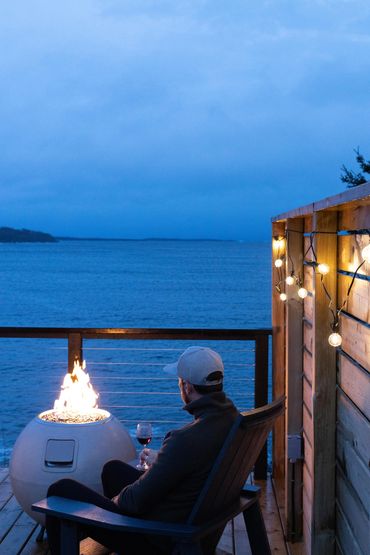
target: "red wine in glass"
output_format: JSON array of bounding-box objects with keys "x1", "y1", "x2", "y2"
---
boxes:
[
  {"x1": 136, "y1": 422, "x2": 152, "y2": 469},
  {"x1": 137, "y1": 436, "x2": 152, "y2": 446}
]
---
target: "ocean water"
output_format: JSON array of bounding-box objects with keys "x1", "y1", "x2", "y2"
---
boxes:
[{"x1": 0, "y1": 240, "x2": 271, "y2": 464}]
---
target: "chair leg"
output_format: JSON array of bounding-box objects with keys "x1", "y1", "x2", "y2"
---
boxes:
[
  {"x1": 243, "y1": 500, "x2": 272, "y2": 555},
  {"x1": 36, "y1": 525, "x2": 45, "y2": 542},
  {"x1": 172, "y1": 541, "x2": 203, "y2": 555},
  {"x1": 60, "y1": 520, "x2": 79, "y2": 555}
]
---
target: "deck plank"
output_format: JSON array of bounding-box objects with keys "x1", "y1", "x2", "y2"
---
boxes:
[
  {"x1": 0, "y1": 496, "x2": 23, "y2": 543},
  {"x1": 0, "y1": 475, "x2": 13, "y2": 509},
  {"x1": 19, "y1": 525, "x2": 49, "y2": 555},
  {"x1": 257, "y1": 478, "x2": 288, "y2": 554},
  {"x1": 0, "y1": 511, "x2": 39, "y2": 555}
]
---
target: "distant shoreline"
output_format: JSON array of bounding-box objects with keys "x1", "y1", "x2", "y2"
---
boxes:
[
  {"x1": 0, "y1": 227, "x2": 57, "y2": 243},
  {"x1": 57, "y1": 236, "x2": 238, "y2": 242},
  {"x1": 0, "y1": 227, "x2": 249, "y2": 243}
]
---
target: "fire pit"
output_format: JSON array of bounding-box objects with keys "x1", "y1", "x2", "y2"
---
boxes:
[{"x1": 10, "y1": 360, "x2": 136, "y2": 523}]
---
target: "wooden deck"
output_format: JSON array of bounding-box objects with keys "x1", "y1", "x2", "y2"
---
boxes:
[{"x1": 0, "y1": 467, "x2": 287, "y2": 554}]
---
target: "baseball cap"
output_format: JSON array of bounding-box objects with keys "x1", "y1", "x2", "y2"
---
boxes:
[{"x1": 163, "y1": 346, "x2": 224, "y2": 386}]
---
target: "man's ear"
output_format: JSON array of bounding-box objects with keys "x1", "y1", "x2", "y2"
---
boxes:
[{"x1": 183, "y1": 381, "x2": 195, "y2": 395}]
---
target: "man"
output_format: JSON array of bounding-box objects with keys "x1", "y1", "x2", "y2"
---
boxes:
[{"x1": 46, "y1": 346, "x2": 239, "y2": 554}]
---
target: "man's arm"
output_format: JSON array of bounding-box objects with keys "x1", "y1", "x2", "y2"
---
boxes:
[{"x1": 116, "y1": 430, "x2": 192, "y2": 515}]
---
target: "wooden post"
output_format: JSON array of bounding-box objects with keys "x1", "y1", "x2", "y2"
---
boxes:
[
  {"x1": 254, "y1": 334, "x2": 269, "y2": 479},
  {"x1": 311, "y1": 211, "x2": 337, "y2": 554},
  {"x1": 285, "y1": 218, "x2": 304, "y2": 541},
  {"x1": 68, "y1": 333, "x2": 83, "y2": 373},
  {"x1": 272, "y1": 222, "x2": 286, "y2": 511}
]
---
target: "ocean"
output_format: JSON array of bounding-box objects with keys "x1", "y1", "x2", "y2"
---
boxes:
[{"x1": 0, "y1": 239, "x2": 271, "y2": 464}]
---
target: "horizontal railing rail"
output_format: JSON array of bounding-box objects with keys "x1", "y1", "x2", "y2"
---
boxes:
[{"x1": 0, "y1": 327, "x2": 272, "y2": 478}]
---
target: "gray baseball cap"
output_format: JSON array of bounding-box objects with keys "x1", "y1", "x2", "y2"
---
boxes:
[{"x1": 163, "y1": 346, "x2": 224, "y2": 386}]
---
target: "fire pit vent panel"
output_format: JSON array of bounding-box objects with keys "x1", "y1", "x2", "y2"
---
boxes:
[
  {"x1": 45, "y1": 439, "x2": 75, "y2": 467},
  {"x1": 10, "y1": 410, "x2": 136, "y2": 523}
]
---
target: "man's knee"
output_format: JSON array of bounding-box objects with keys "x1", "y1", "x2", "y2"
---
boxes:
[
  {"x1": 47, "y1": 478, "x2": 79, "y2": 497},
  {"x1": 101, "y1": 459, "x2": 126, "y2": 480}
]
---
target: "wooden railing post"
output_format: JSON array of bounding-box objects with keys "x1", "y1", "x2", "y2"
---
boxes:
[
  {"x1": 254, "y1": 334, "x2": 269, "y2": 479},
  {"x1": 285, "y1": 217, "x2": 304, "y2": 541},
  {"x1": 311, "y1": 212, "x2": 337, "y2": 554},
  {"x1": 68, "y1": 333, "x2": 83, "y2": 373},
  {"x1": 272, "y1": 222, "x2": 286, "y2": 492}
]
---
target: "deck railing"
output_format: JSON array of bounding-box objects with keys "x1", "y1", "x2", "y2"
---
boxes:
[{"x1": 0, "y1": 327, "x2": 272, "y2": 478}]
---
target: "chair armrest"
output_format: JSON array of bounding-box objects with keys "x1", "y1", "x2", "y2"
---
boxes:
[
  {"x1": 32, "y1": 497, "x2": 198, "y2": 540},
  {"x1": 33, "y1": 490, "x2": 259, "y2": 543}
]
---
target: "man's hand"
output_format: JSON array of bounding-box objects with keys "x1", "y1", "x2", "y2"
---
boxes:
[{"x1": 139, "y1": 448, "x2": 158, "y2": 469}]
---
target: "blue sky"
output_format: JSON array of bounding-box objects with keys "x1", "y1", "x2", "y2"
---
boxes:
[{"x1": 0, "y1": 0, "x2": 369, "y2": 239}]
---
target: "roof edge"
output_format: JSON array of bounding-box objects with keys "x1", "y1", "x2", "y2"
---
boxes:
[{"x1": 271, "y1": 181, "x2": 370, "y2": 222}]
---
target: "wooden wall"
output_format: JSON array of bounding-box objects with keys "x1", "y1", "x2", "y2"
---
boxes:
[
  {"x1": 335, "y1": 209, "x2": 370, "y2": 555},
  {"x1": 302, "y1": 217, "x2": 314, "y2": 553},
  {"x1": 272, "y1": 198, "x2": 370, "y2": 555}
]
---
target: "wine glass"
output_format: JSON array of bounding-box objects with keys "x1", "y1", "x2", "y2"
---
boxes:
[{"x1": 136, "y1": 422, "x2": 152, "y2": 470}]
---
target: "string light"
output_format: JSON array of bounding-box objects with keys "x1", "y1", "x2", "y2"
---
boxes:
[
  {"x1": 274, "y1": 229, "x2": 369, "y2": 345},
  {"x1": 317, "y1": 263, "x2": 330, "y2": 275},
  {"x1": 361, "y1": 244, "x2": 370, "y2": 263},
  {"x1": 328, "y1": 332, "x2": 342, "y2": 347},
  {"x1": 298, "y1": 287, "x2": 308, "y2": 299},
  {"x1": 273, "y1": 237, "x2": 285, "y2": 250}
]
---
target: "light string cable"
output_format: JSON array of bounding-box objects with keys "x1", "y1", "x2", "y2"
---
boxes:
[
  {"x1": 274, "y1": 234, "x2": 287, "y2": 301},
  {"x1": 284, "y1": 228, "x2": 307, "y2": 298},
  {"x1": 303, "y1": 230, "x2": 370, "y2": 345},
  {"x1": 335, "y1": 238, "x2": 370, "y2": 325}
]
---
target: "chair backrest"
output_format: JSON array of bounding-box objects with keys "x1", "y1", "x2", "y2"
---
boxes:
[{"x1": 187, "y1": 396, "x2": 285, "y2": 525}]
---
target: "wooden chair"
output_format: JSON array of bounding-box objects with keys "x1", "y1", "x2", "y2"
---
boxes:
[{"x1": 33, "y1": 396, "x2": 285, "y2": 555}]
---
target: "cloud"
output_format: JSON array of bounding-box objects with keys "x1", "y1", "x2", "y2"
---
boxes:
[{"x1": 0, "y1": 0, "x2": 369, "y2": 238}]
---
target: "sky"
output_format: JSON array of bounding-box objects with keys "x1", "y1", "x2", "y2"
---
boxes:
[{"x1": 0, "y1": 0, "x2": 369, "y2": 240}]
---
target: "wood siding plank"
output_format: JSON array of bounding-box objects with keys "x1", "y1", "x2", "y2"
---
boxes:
[
  {"x1": 303, "y1": 349, "x2": 312, "y2": 385},
  {"x1": 303, "y1": 431, "x2": 313, "y2": 478},
  {"x1": 303, "y1": 377, "x2": 312, "y2": 416},
  {"x1": 303, "y1": 324, "x2": 313, "y2": 357},
  {"x1": 303, "y1": 295, "x2": 313, "y2": 324},
  {"x1": 340, "y1": 315, "x2": 370, "y2": 373},
  {"x1": 338, "y1": 234, "x2": 370, "y2": 275},
  {"x1": 336, "y1": 468, "x2": 369, "y2": 555},
  {"x1": 338, "y1": 353, "x2": 370, "y2": 420},
  {"x1": 336, "y1": 427, "x2": 370, "y2": 520},
  {"x1": 336, "y1": 502, "x2": 365, "y2": 555},
  {"x1": 302, "y1": 405, "x2": 313, "y2": 450},
  {"x1": 338, "y1": 273, "x2": 370, "y2": 325},
  {"x1": 337, "y1": 389, "x2": 369, "y2": 466},
  {"x1": 338, "y1": 204, "x2": 370, "y2": 231}
]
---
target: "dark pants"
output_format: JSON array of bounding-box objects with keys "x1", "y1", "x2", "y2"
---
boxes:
[{"x1": 46, "y1": 460, "x2": 163, "y2": 555}]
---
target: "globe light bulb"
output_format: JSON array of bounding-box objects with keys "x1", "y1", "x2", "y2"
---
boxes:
[
  {"x1": 286, "y1": 275, "x2": 295, "y2": 286},
  {"x1": 318, "y1": 263, "x2": 330, "y2": 275},
  {"x1": 275, "y1": 258, "x2": 283, "y2": 268},
  {"x1": 274, "y1": 237, "x2": 285, "y2": 250},
  {"x1": 328, "y1": 332, "x2": 342, "y2": 347},
  {"x1": 279, "y1": 293, "x2": 287, "y2": 301},
  {"x1": 298, "y1": 287, "x2": 308, "y2": 299},
  {"x1": 361, "y1": 244, "x2": 370, "y2": 263}
]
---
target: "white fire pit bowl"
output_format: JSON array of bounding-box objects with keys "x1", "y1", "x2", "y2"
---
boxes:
[{"x1": 10, "y1": 409, "x2": 136, "y2": 524}]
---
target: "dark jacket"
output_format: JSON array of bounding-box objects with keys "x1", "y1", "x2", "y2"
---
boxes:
[{"x1": 117, "y1": 391, "x2": 239, "y2": 523}]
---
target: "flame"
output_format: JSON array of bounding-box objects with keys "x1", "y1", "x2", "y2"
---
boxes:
[{"x1": 53, "y1": 360, "x2": 99, "y2": 413}]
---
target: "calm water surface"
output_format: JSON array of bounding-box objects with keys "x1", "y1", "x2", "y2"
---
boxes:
[{"x1": 0, "y1": 240, "x2": 271, "y2": 463}]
